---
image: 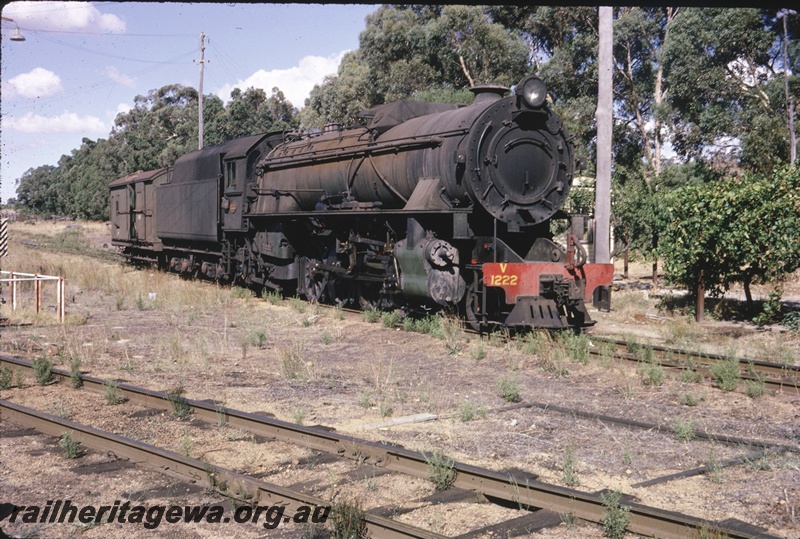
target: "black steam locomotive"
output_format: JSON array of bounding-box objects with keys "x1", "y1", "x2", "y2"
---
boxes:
[{"x1": 110, "y1": 76, "x2": 613, "y2": 330}]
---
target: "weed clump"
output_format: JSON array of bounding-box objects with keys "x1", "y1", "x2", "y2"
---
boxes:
[
  {"x1": 601, "y1": 490, "x2": 630, "y2": 539},
  {"x1": 498, "y1": 375, "x2": 521, "y2": 403},
  {"x1": 328, "y1": 499, "x2": 367, "y2": 539},
  {"x1": 104, "y1": 380, "x2": 125, "y2": 405},
  {"x1": 0, "y1": 365, "x2": 13, "y2": 389},
  {"x1": 32, "y1": 357, "x2": 54, "y2": 385},
  {"x1": 459, "y1": 400, "x2": 488, "y2": 422},
  {"x1": 424, "y1": 450, "x2": 457, "y2": 491},
  {"x1": 59, "y1": 431, "x2": 83, "y2": 459},
  {"x1": 362, "y1": 309, "x2": 380, "y2": 323},
  {"x1": 561, "y1": 332, "x2": 590, "y2": 364},
  {"x1": 279, "y1": 342, "x2": 310, "y2": 381},
  {"x1": 470, "y1": 341, "x2": 487, "y2": 360},
  {"x1": 671, "y1": 418, "x2": 696, "y2": 442},
  {"x1": 562, "y1": 443, "x2": 580, "y2": 486},
  {"x1": 709, "y1": 357, "x2": 740, "y2": 391},
  {"x1": 380, "y1": 311, "x2": 400, "y2": 328},
  {"x1": 68, "y1": 356, "x2": 83, "y2": 389},
  {"x1": 166, "y1": 383, "x2": 193, "y2": 419},
  {"x1": 640, "y1": 360, "x2": 665, "y2": 387},
  {"x1": 745, "y1": 378, "x2": 765, "y2": 398}
]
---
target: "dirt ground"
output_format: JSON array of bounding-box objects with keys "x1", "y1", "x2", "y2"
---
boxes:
[{"x1": 0, "y1": 221, "x2": 798, "y2": 538}]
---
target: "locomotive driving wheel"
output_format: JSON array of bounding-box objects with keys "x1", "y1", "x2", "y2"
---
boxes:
[
  {"x1": 299, "y1": 257, "x2": 329, "y2": 303},
  {"x1": 464, "y1": 280, "x2": 484, "y2": 332}
]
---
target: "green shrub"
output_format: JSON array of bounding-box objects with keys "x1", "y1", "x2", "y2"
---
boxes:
[
  {"x1": 381, "y1": 311, "x2": 400, "y2": 328},
  {"x1": 32, "y1": 357, "x2": 54, "y2": 385},
  {"x1": 470, "y1": 341, "x2": 487, "y2": 361},
  {"x1": 498, "y1": 375, "x2": 521, "y2": 403},
  {"x1": 640, "y1": 361, "x2": 665, "y2": 387},
  {"x1": 362, "y1": 309, "x2": 380, "y2": 323},
  {"x1": 561, "y1": 333, "x2": 590, "y2": 364},
  {"x1": 709, "y1": 357, "x2": 740, "y2": 391},
  {"x1": 745, "y1": 378, "x2": 765, "y2": 398},
  {"x1": 0, "y1": 365, "x2": 12, "y2": 389},
  {"x1": 459, "y1": 400, "x2": 488, "y2": 422},
  {"x1": 424, "y1": 450, "x2": 457, "y2": 491},
  {"x1": 166, "y1": 383, "x2": 193, "y2": 419},
  {"x1": 671, "y1": 418, "x2": 696, "y2": 442},
  {"x1": 328, "y1": 499, "x2": 367, "y2": 539},
  {"x1": 562, "y1": 443, "x2": 580, "y2": 486},
  {"x1": 104, "y1": 380, "x2": 124, "y2": 405},
  {"x1": 601, "y1": 490, "x2": 629, "y2": 539},
  {"x1": 68, "y1": 356, "x2": 83, "y2": 389},
  {"x1": 59, "y1": 431, "x2": 83, "y2": 459}
]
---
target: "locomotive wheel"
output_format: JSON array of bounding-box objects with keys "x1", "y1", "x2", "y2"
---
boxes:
[
  {"x1": 464, "y1": 281, "x2": 484, "y2": 332},
  {"x1": 300, "y1": 257, "x2": 329, "y2": 303}
]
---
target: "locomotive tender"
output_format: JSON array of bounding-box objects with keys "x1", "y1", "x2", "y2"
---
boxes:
[{"x1": 110, "y1": 76, "x2": 613, "y2": 330}]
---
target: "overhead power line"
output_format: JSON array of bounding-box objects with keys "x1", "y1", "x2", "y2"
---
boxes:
[{"x1": 29, "y1": 32, "x2": 196, "y2": 64}]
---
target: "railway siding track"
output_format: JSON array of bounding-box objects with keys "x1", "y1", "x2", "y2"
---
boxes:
[
  {"x1": 589, "y1": 336, "x2": 800, "y2": 392},
  {"x1": 0, "y1": 399, "x2": 444, "y2": 539},
  {"x1": 0, "y1": 354, "x2": 782, "y2": 539}
]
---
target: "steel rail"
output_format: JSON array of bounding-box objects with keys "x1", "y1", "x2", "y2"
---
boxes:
[
  {"x1": 0, "y1": 399, "x2": 445, "y2": 539},
  {"x1": 0, "y1": 354, "x2": 779, "y2": 539},
  {"x1": 589, "y1": 336, "x2": 800, "y2": 391},
  {"x1": 490, "y1": 401, "x2": 798, "y2": 453}
]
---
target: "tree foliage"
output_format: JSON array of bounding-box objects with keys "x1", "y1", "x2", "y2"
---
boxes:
[
  {"x1": 660, "y1": 166, "x2": 800, "y2": 308},
  {"x1": 17, "y1": 84, "x2": 298, "y2": 220},
  {"x1": 300, "y1": 5, "x2": 528, "y2": 129}
]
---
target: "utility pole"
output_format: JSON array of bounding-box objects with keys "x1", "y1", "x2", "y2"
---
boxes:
[
  {"x1": 778, "y1": 9, "x2": 797, "y2": 166},
  {"x1": 594, "y1": 7, "x2": 612, "y2": 265},
  {"x1": 194, "y1": 32, "x2": 208, "y2": 150}
]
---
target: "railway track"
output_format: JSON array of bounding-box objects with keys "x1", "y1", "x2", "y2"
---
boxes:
[
  {"x1": 589, "y1": 336, "x2": 800, "y2": 392},
  {"x1": 335, "y1": 303, "x2": 799, "y2": 393},
  {"x1": 0, "y1": 399, "x2": 443, "y2": 539},
  {"x1": 0, "y1": 354, "x2": 782, "y2": 539}
]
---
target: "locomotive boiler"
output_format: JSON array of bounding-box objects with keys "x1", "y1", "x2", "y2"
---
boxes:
[{"x1": 110, "y1": 76, "x2": 613, "y2": 330}]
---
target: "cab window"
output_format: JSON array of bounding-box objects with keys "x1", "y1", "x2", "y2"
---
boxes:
[{"x1": 226, "y1": 161, "x2": 237, "y2": 189}]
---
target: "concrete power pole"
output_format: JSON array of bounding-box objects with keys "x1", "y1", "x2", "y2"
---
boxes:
[
  {"x1": 594, "y1": 7, "x2": 613, "y2": 265},
  {"x1": 194, "y1": 32, "x2": 208, "y2": 150}
]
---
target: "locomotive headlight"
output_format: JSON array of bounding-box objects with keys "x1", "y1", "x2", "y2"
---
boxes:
[{"x1": 517, "y1": 76, "x2": 547, "y2": 109}]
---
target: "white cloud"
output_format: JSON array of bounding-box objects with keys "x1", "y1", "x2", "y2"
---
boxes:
[
  {"x1": 5, "y1": 111, "x2": 107, "y2": 134},
  {"x1": 105, "y1": 66, "x2": 135, "y2": 87},
  {"x1": 5, "y1": 67, "x2": 63, "y2": 99},
  {"x1": 115, "y1": 102, "x2": 131, "y2": 115},
  {"x1": 3, "y1": 1, "x2": 125, "y2": 33},
  {"x1": 216, "y1": 51, "x2": 347, "y2": 108}
]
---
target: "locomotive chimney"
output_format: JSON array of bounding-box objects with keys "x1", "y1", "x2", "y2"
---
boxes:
[{"x1": 469, "y1": 84, "x2": 508, "y2": 104}]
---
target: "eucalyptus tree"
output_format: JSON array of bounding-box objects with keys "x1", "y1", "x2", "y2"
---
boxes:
[
  {"x1": 661, "y1": 8, "x2": 777, "y2": 168},
  {"x1": 301, "y1": 5, "x2": 528, "y2": 128}
]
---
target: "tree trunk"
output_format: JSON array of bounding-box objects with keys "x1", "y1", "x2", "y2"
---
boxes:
[
  {"x1": 652, "y1": 259, "x2": 658, "y2": 288},
  {"x1": 458, "y1": 55, "x2": 474, "y2": 87},
  {"x1": 624, "y1": 249, "x2": 629, "y2": 279},
  {"x1": 696, "y1": 269, "x2": 705, "y2": 323},
  {"x1": 743, "y1": 273, "x2": 753, "y2": 309}
]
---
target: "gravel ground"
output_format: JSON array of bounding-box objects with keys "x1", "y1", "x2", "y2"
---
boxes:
[{"x1": 1, "y1": 222, "x2": 798, "y2": 538}]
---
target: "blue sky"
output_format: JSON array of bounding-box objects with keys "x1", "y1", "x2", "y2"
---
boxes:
[{"x1": 0, "y1": 2, "x2": 380, "y2": 203}]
